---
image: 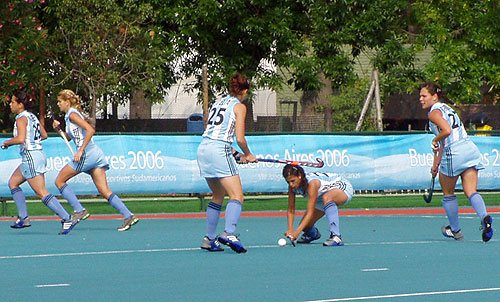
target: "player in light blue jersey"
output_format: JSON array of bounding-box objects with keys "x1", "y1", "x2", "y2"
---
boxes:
[
  {"x1": 52, "y1": 89, "x2": 139, "y2": 231},
  {"x1": 282, "y1": 164, "x2": 353, "y2": 246},
  {"x1": 420, "y1": 82, "x2": 492, "y2": 242},
  {"x1": 197, "y1": 73, "x2": 257, "y2": 253},
  {"x1": 1, "y1": 91, "x2": 78, "y2": 234}
]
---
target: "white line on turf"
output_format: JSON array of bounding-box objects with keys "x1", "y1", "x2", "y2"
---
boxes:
[
  {"x1": 361, "y1": 268, "x2": 389, "y2": 272},
  {"x1": 299, "y1": 287, "x2": 500, "y2": 302},
  {"x1": 0, "y1": 239, "x2": 498, "y2": 260},
  {"x1": 35, "y1": 284, "x2": 70, "y2": 288}
]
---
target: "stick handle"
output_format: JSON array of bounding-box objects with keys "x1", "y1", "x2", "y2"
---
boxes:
[{"x1": 55, "y1": 126, "x2": 75, "y2": 156}]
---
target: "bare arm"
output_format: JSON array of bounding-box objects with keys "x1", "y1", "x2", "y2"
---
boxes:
[
  {"x1": 233, "y1": 103, "x2": 256, "y2": 162},
  {"x1": 429, "y1": 109, "x2": 451, "y2": 150},
  {"x1": 69, "y1": 112, "x2": 95, "y2": 162},
  {"x1": 290, "y1": 180, "x2": 320, "y2": 240},
  {"x1": 2, "y1": 117, "x2": 27, "y2": 147},
  {"x1": 285, "y1": 187, "x2": 296, "y2": 236}
]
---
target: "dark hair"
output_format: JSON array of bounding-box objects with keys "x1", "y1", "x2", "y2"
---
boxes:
[
  {"x1": 229, "y1": 73, "x2": 250, "y2": 96},
  {"x1": 421, "y1": 82, "x2": 451, "y2": 103},
  {"x1": 13, "y1": 90, "x2": 34, "y2": 110},
  {"x1": 282, "y1": 164, "x2": 308, "y2": 191}
]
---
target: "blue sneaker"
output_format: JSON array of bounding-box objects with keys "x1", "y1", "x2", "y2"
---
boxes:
[
  {"x1": 200, "y1": 236, "x2": 224, "y2": 252},
  {"x1": 11, "y1": 216, "x2": 31, "y2": 229},
  {"x1": 323, "y1": 233, "x2": 344, "y2": 246},
  {"x1": 482, "y1": 215, "x2": 493, "y2": 242},
  {"x1": 218, "y1": 231, "x2": 247, "y2": 253},
  {"x1": 297, "y1": 227, "x2": 321, "y2": 243},
  {"x1": 58, "y1": 216, "x2": 79, "y2": 235}
]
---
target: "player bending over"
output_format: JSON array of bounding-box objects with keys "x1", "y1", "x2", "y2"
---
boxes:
[{"x1": 282, "y1": 164, "x2": 353, "y2": 246}]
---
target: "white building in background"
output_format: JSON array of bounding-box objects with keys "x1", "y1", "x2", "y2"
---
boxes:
[{"x1": 105, "y1": 77, "x2": 277, "y2": 121}]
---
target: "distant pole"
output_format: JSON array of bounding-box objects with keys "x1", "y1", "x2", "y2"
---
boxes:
[
  {"x1": 374, "y1": 70, "x2": 383, "y2": 131},
  {"x1": 355, "y1": 75, "x2": 376, "y2": 131},
  {"x1": 202, "y1": 64, "x2": 209, "y2": 129}
]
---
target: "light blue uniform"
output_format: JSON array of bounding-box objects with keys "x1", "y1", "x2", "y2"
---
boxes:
[
  {"x1": 429, "y1": 102, "x2": 483, "y2": 177},
  {"x1": 14, "y1": 111, "x2": 47, "y2": 179},
  {"x1": 65, "y1": 107, "x2": 108, "y2": 173},
  {"x1": 293, "y1": 172, "x2": 354, "y2": 210},
  {"x1": 197, "y1": 95, "x2": 240, "y2": 178}
]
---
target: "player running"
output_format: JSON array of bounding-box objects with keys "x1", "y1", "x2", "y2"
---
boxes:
[
  {"x1": 420, "y1": 82, "x2": 492, "y2": 242},
  {"x1": 52, "y1": 89, "x2": 139, "y2": 231},
  {"x1": 197, "y1": 73, "x2": 257, "y2": 253},
  {"x1": 282, "y1": 164, "x2": 353, "y2": 246},
  {"x1": 1, "y1": 90, "x2": 78, "y2": 234}
]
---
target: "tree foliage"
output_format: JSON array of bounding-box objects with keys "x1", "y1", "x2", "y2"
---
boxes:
[{"x1": 0, "y1": 0, "x2": 48, "y2": 129}]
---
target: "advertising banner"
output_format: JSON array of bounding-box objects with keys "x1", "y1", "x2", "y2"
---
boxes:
[{"x1": 1, "y1": 134, "x2": 499, "y2": 197}]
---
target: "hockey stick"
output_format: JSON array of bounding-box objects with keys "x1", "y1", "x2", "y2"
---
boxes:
[
  {"x1": 287, "y1": 235, "x2": 296, "y2": 247},
  {"x1": 258, "y1": 157, "x2": 325, "y2": 168},
  {"x1": 55, "y1": 125, "x2": 75, "y2": 156},
  {"x1": 423, "y1": 146, "x2": 442, "y2": 203}
]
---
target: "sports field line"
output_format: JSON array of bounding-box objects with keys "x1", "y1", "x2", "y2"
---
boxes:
[
  {"x1": 299, "y1": 287, "x2": 500, "y2": 302},
  {"x1": 1, "y1": 207, "x2": 499, "y2": 221},
  {"x1": 1, "y1": 238, "x2": 498, "y2": 260}
]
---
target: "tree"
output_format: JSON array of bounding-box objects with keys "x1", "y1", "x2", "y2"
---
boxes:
[
  {"x1": 0, "y1": 0, "x2": 48, "y2": 130},
  {"x1": 412, "y1": 0, "x2": 500, "y2": 104},
  {"x1": 43, "y1": 0, "x2": 176, "y2": 125}
]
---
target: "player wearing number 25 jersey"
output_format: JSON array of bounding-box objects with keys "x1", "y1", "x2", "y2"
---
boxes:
[
  {"x1": 420, "y1": 82, "x2": 491, "y2": 242},
  {"x1": 197, "y1": 73, "x2": 257, "y2": 253}
]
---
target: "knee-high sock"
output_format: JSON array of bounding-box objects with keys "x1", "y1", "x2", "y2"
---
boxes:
[
  {"x1": 11, "y1": 187, "x2": 28, "y2": 218},
  {"x1": 42, "y1": 194, "x2": 70, "y2": 221},
  {"x1": 206, "y1": 201, "x2": 222, "y2": 240},
  {"x1": 224, "y1": 200, "x2": 242, "y2": 235},
  {"x1": 469, "y1": 192, "x2": 487, "y2": 219},
  {"x1": 323, "y1": 201, "x2": 340, "y2": 236},
  {"x1": 442, "y1": 195, "x2": 460, "y2": 232},
  {"x1": 107, "y1": 193, "x2": 132, "y2": 218},
  {"x1": 59, "y1": 184, "x2": 84, "y2": 213}
]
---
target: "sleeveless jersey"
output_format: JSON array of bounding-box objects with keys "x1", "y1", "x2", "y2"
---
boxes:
[
  {"x1": 202, "y1": 95, "x2": 239, "y2": 143},
  {"x1": 429, "y1": 102, "x2": 468, "y2": 148},
  {"x1": 65, "y1": 107, "x2": 96, "y2": 150},
  {"x1": 293, "y1": 172, "x2": 347, "y2": 197},
  {"x1": 14, "y1": 111, "x2": 43, "y2": 153}
]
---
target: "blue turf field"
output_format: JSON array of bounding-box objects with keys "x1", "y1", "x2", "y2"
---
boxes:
[{"x1": 0, "y1": 213, "x2": 499, "y2": 301}]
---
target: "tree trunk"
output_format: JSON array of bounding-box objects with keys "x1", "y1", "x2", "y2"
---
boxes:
[{"x1": 130, "y1": 89, "x2": 151, "y2": 119}]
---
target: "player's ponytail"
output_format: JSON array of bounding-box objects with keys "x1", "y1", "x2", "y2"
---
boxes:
[{"x1": 229, "y1": 73, "x2": 250, "y2": 97}]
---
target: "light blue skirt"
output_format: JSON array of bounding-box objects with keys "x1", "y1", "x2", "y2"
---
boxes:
[
  {"x1": 20, "y1": 149, "x2": 47, "y2": 179},
  {"x1": 440, "y1": 139, "x2": 484, "y2": 177},
  {"x1": 197, "y1": 138, "x2": 237, "y2": 178},
  {"x1": 314, "y1": 178, "x2": 354, "y2": 210},
  {"x1": 68, "y1": 145, "x2": 109, "y2": 174}
]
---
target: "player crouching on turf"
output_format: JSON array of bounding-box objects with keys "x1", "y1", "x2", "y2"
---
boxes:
[{"x1": 282, "y1": 164, "x2": 353, "y2": 246}]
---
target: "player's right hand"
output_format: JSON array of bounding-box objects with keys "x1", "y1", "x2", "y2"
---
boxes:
[{"x1": 52, "y1": 120, "x2": 61, "y2": 129}]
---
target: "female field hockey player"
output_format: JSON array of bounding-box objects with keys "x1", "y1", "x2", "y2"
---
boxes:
[
  {"x1": 420, "y1": 82, "x2": 492, "y2": 242},
  {"x1": 282, "y1": 164, "x2": 353, "y2": 246},
  {"x1": 197, "y1": 73, "x2": 257, "y2": 253},
  {"x1": 1, "y1": 90, "x2": 78, "y2": 234},
  {"x1": 52, "y1": 89, "x2": 139, "y2": 231}
]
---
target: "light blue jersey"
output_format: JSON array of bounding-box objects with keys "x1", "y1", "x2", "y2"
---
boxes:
[
  {"x1": 14, "y1": 111, "x2": 43, "y2": 154},
  {"x1": 293, "y1": 172, "x2": 354, "y2": 209},
  {"x1": 65, "y1": 107, "x2": 97, "y2": 150},
  {"x1": 65, "y1": 107, "x2": 108, "y2": 173},
  {"x1": 202, "y1": 95, "x2": 239, "y2": 143},
  {"x1": 429, "y1": 102, "x2": 468, "y2": 148}
]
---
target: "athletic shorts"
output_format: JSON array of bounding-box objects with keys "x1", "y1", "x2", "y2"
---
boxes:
[
  {"x1": 314, "y1": 179, "x2": 354, "y2": 211},
  {"x1": 197, "y1": 138, "x2": 237, "y2": 178},
  {"x1": 440, "y1": 139, "x2": 484, "y2": 177},
  {"x1": 20, "y1": 149, "x2": 47, "y2": 179},
  {"x1": 67, "y1": 145, "x2": 109, "y2": 174}
]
